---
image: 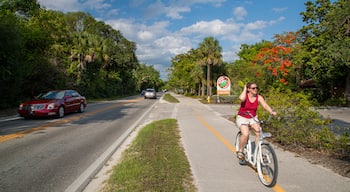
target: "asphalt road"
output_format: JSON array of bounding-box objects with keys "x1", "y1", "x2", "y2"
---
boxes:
[{"x1": 0, "y1": 96, "x2": 157, "y2": 192}]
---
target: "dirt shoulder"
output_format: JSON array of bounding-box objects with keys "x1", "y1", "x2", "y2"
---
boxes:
[{"x1": 276, "y1": 142, "x2": 350, "y2": 178}]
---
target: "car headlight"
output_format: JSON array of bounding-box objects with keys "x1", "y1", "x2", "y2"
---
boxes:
[
  {"x1": 47, "y1": 103, "x2": 55, "y2": 110},
  {"x1": 19, "y1": 104, "x2": 23, "y2": 110}
]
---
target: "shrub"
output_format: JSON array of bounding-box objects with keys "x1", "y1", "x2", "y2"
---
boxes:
[{"x1": 258, "y1": 88, "x2": 349, "y2": 159}]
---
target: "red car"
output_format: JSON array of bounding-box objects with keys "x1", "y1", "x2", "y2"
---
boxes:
[{"x1": 18, "y1": 90, "x2": 87, "y2": 118}]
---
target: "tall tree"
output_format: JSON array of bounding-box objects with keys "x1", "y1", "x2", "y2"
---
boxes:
[
  {"x1": 252, "y1": 32, "x2": 298, "y2": 88},
  {"x1": 197, "y1": 37, "x2": 223, "y2": 96},
  {"x1": 298, "y1": 0, "x2": 350, "y2": 103},
  {"x1": 168, "y1": 51, "x2": 197, "y2": 94}
]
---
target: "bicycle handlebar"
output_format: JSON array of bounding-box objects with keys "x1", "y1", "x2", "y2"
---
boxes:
[{"x1": 243, "y1": 111, "x2": 273, "y2": 124}]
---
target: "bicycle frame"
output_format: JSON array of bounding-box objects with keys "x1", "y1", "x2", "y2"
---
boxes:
[{"x1": 243, "y1": 126, "x2": 269, "y2": 168}]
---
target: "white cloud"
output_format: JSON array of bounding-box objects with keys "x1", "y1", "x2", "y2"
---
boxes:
[
  {"x1": 84, "y1": 0, "x2": 111, "y2": 10},
  {"x1": 154, "y1": 36, "x2": 192, "y2": 55},
  {"x1": 244, "y1": 20, "x2": 267, "y2": 30},
  {"x1": 165, "y1": 6, "x2": 191, "y2": 19},
  {"x1": 138, "y1": 31, "x2": 154, "y2": 41},
  {"x1": 136, "y1": 35, "x2": 192, "y2": 65},
  {"x1": 182, "y1": 0, "x2": 226, "y2": 7},
  {"x1": 272, "y1": 7, "x2": 287, "y2": 13},
  {"x1": 179, "y1": 19, "x2": 241, "y2": 37},
  {"x1": 106, "y1": 18, "x2": 138, "y2": 39},
  {"x1": 269, "y1": 16, "x2": 285, "y2": 25},
  {"x1": 38, "y1": 0, "x2": 111, "y2": 12},
  {"x1": 233, "y1": 6, "x2": 247, "y2": 21},
  {"x1": 143, "y1": 1, "x2": 166, "y2": 19},
  {"x1": 38, "y1": 0, "x2": 80, "y2": 12},
  {"x1": 223, "y1": 50, "x2": 238, "y2": 62}
]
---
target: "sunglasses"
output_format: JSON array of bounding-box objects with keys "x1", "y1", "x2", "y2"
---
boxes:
[{"x1": 250, "y1": 87, "x2": 258, "y2": 90}]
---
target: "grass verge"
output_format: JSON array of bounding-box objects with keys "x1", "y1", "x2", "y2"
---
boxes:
[
  {"x1": 101, "y1": 119, "x2": 197, "y2": 192},
  {"x1": 163, "y1": 93, "x2": 180, "y2": 103}
]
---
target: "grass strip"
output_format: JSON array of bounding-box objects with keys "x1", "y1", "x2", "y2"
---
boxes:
[
  {"x1": 102, "y1": 119, "x2": 196, "y2": 192},
  {"x1": 163, "y1": 93, "x2": 180, "y2": 103}
]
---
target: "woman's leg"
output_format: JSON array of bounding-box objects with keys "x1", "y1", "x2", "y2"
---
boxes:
[
  {"x1": 239, "y1": 124, "x2": 249, "y2": 153},
  {"x1": 250, "y1": 123, "x2": 260, "y2": 146}
]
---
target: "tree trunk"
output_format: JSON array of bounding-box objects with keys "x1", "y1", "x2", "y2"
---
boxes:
[
  {"x1": 346, "y1": 69, "x2": 350, "y2": 106},
  {"x1": 207, "y1": 64, "x2": 211, "y2": 96},
  {"x1": 198, "y1": 84, "x2": 201, "y2": 96},
  {"x1": 201, "y1": 81, "x2": 205, "y2": 96}
]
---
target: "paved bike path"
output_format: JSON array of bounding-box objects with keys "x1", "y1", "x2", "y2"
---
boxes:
[
  {"x1": 172, "y1": 94, "x2": 350, "y2": 192},
  {"x1": 84, "y1": 93, "x2": 350, "y2": 192}
]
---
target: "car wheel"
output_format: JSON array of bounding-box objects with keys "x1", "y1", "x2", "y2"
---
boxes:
[
  {"x1": 78, "y1": 103, "x2": 85, "y2": 113},
  {"x1": 58, "y1": 106, "x2": 65, "y2": 118}
]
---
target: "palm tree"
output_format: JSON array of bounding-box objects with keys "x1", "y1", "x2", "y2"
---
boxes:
[{"x1": 196, "y1": 37, "x2": 223, "y2": 96}]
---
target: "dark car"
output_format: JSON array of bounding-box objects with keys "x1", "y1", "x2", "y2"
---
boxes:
[
  {"x1": 144, "y1": 88, "x2": 157, "y2": 99},
  {"x1": 18, "y1": 90, "x2": 87, "y2": 118}
]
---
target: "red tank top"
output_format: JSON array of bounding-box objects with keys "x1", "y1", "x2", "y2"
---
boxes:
[{"x1": 238, "y1": 94, "x2": 258, "y2": 118}]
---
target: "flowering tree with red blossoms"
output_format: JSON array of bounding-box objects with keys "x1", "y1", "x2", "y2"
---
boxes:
[{"x1": 252, "y1": 32, "x2": 299, "y2": 87}]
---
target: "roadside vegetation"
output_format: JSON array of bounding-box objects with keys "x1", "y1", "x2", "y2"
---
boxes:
[
  {"x1": 102, "y1": 119, "x2": 196, "y2": 192},
  {"x1": 162, "y1": 93, "x2": 180, "y2": 103},
  {"x1": 255, "y1": 88, "x2": 350, "y2": 161},
  {"x1": 0, "y1": 1, "x2": 164, "y2": 110}
]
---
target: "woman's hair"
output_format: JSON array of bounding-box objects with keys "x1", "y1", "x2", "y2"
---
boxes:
[{"x1": 246, "y1": 82, "x2": 256, "y2": 89}]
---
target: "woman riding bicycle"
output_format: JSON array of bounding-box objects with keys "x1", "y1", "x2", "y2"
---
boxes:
[{"x1": 236, "y1": 82, "x2": 277, "y2": 163}]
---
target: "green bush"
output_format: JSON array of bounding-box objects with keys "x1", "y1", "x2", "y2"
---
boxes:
[{"x1": 258, "y1": 88, "x2": 349, "y2": 159}]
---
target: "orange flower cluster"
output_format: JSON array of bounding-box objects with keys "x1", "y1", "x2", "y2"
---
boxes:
[{"x1": 253, "y1": 32, "x2": 297, "y2": 85}]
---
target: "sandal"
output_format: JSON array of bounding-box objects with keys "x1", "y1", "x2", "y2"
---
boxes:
[
  {"x1": 237, "y1": 151, "x2": 246, "y2": 165},
  {"x1": 237, "y1": 151, "x2": 244, "y2": 160}
]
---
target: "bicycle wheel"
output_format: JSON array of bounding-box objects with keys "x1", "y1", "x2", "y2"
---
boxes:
[{"x1": 257, "y1": 143, "x2": 278, "y2": 187}]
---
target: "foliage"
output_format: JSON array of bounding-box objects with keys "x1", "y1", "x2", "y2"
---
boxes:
[
  {"x1": 226, "y1": 41, "x2": 272, "y2": 95},
  {"x1": 167, "y1": 38, "x2": 224, "y2": 97},
  {"x1": 297, "y1": 0, "x2": 350, "y2": 103},
  {"x1": 0, "y1": 11, "x2": 25, "y2": 108},
  {"x1": 134, "y1": 63, "x2": 163, "y2": 92},
  {"x1": 167, "y1": 49, "x2": 198, "y2": 95},
  {"x1": 197, "y1": 37, "x2": 223, "y2": 96},
  {"x1": 253, "y1": 32, "x2": 299, "y2": 88},
  {"x1": 103, "y1": 119, "x2": 196, "y2": 192},
  {"x1": 0, "y1": 1, "x2": 163, "y2": 109},
  {"x1": 258, "y1": 88, "x2": 349, "y2": 158},
  {"x1": 226, "y1": 32, "x2": 301, "y2": 96}
]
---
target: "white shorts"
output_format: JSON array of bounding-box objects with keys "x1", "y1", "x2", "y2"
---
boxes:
[{"x1": 236, "y1": 115, "x2": 259, "y2": 128}]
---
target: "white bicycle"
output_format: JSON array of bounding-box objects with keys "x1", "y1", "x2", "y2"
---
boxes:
[{"x1": 235, "y1": 112, "x2": 278, "y2": 187}]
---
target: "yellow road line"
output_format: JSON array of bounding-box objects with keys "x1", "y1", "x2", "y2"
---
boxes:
[
  {"x1": 0, "y1": 98, "x2": 142, "y2": 143},
  {"x1": 194, "y1": 112, "x2": 286, "y2": 192}
]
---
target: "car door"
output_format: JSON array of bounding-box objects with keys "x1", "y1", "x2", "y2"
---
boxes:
[
  {"x1": 71, "y1": 90, "x2": 81, "y2": 111},
  {"x1": 64, "y1": 90, "x2": 75, "y2": 113}
]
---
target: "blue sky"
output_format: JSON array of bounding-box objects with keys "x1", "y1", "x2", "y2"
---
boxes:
[{"x1": 38, "y1": 0, "x2": 309, "y2": 79}]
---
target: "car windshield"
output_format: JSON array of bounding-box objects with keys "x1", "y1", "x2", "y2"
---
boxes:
[{"x1": 38, "y1": 91, "x2": 65, "y2": 99}]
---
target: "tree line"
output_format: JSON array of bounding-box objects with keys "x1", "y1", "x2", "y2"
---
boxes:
[
  {"x1": 167, "y1": 0, "x2": 350, "y2": 106},
  {"x1": 0, "y1": 0, "x2": 163, "y2": 109}
]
